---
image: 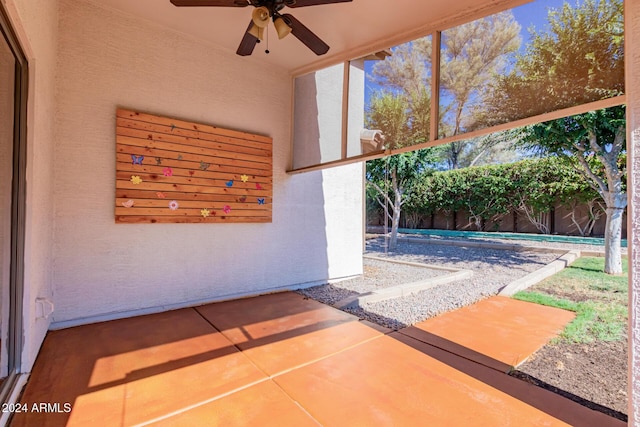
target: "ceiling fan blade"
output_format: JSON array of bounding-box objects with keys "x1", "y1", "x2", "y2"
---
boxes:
[
  {"x1": 170, "y1": 0, "x2": 249, "y2": 6},
  {"x1": 281, "y1": 14, "x2": 329, "y2": 56},
  {"x1": 236, "y1": 21, "x2": 259, "y2": 56},
  {"x1": 286, "y1": 0, "x2": 352, "y2": 7}
]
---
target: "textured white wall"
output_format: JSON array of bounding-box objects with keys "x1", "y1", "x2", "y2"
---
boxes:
[
  {"x1": 292, "y1": 64, "x2": 345, "y2": 169},
  {"x1": 347, "y1": 59, "x2": 365, "y2": 157},
  {"x1": 6, "y1": 0, "x2": 57, "y2": 372},
  {"x1": 52, "y1": 0, "x2": 363, "y2": 326},
  {"x1": 627, "y1": 0, "x2": 640, "y2": 423}
]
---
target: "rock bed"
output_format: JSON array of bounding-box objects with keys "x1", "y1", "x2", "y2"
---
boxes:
[
  {"x1": 300, "y1": 238, "x2": 562, "y2": 330},
  {"x1": 297, "y1": 257, "x2": 448, "y2": 306}
]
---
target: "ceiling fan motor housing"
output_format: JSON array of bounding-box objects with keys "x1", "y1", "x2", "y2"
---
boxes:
[{"x1": 171, "y1": 0, "x2": 353, "y2": 56}]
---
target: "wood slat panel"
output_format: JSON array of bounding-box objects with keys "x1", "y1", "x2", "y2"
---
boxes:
[
  {"x1": 117, "y1": 143, "x2": 271, "y2": 172},
  {"x1": 115, "y1": 162, "x2": 272, "y2": 183},
  {"x1": 117, "y1": 135, "x2": 272, "y2": 166},
  {"x1": 116, "y1": 108, "x2": 273, "y2": 223},
  {"x1": 115, "y1": 207, "x2": 271, "y2": 217},
  {"x1": 115, "y1": 154, "x2": 271, "y2": 178},
  {"x1": 116, "y1": 180, "x2": 270, "y2": 196},
  {"x1": 116, "y1": 126, "x2": 271, "y2": 157},
  {"x1": 115, "y1": 171, "x2": 273, "y2": 191},
  {"x1": 117, "y1": 109, "x2": 272, "y2": 144},
  {"x1": 116, "y1": 189, "x2": 272, "y2": 204},
  {"x1": 116, "y1": 198, "x2": 271, "y2": 211},
  {"x1": 116, "y1": 216, "x2": 271, "y2": 224}
]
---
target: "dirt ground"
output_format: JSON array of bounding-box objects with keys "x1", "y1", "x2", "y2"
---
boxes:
[{"x1": 514, "y1": 330, "x2": 628, "y2": 422}]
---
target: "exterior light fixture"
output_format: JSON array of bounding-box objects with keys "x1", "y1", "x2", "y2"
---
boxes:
[
  {"x1": 249, "y1": 6, "x2": 270, "y2": 40},
  {"x1": 274, "y1": 16, "x2": 292, "y2": 39}
]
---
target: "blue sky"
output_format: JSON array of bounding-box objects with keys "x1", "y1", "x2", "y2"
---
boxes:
[
  {"x1": 363, "y1": 0, "x2": 569, "y2": 105},
  {"x1": 512, "y1": 0, "x2": 567, "y2": 49}
]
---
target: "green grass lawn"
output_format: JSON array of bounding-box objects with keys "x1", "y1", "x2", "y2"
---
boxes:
[{"x1": 513, "y1": 257, "x2": 628, "y2": 343}]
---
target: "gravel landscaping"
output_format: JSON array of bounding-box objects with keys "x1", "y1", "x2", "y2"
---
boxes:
[
  {"x1": 297, "y1": 258, "x2": 449, "y2": 307},
  {"x1": 298, "y1": 236, "x2": 562, "y2": 329}
]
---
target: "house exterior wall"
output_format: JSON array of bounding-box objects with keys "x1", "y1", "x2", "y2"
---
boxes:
[
  {"x1": 50, "y1": 0, "x2": 363, "y2": 326},
  {"x1": 292, "y1": 64, "x2": 345, "y2": 169},
  {"x1": 627, "y1": 0, "x2": 640, "y2": 423},
  {"x1": 6, "y1": 0, "x2": 57, "y2": 372}
]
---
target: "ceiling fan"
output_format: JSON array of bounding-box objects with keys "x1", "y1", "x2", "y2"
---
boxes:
[{"x1": 170, "y1": 0, "x2": 353, "y2": 56}]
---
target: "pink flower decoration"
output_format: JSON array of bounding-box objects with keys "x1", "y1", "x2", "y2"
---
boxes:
[
  {"x1": 163, "y1": 167, "x2": 173, "y2": 177},
  {"x1": 168, "y1": 200, "x2": 179, "y2": 211},
  {"x1": 223, "y1": 205, "x2": 231, "y2": 214}
]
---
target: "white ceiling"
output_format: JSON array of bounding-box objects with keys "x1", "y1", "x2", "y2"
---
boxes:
[{"x1": 99, "y1": 0, "x2": 530, "y2": 73}]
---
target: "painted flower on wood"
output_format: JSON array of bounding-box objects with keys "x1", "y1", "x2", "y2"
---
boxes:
[
  {"x1": 240, "y1": 174, "x2": 249, "y2": 183},
  {"x1": 223, "y1": 205, "x2": 231, "y2": 214},
  {"x1": 130, "y1": 175, "x2": 142, "y2": 185},
  {"x1": 163, "y1": 167, "x2": 173, "y2": 177},
  {"x1": 200, "y1": 208, "x2": 211, "y2": 218},
  {"x1": 168, "y1": 200, "x2": 179, "y2": 211}
]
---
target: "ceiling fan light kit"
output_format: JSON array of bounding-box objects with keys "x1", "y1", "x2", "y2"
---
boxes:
[
  {"x1": 274, "y1": 16, "x2": 292, "y2": 39},
  {"x1": 170, "y1": 0, "x2": 353, "y2": 56}
]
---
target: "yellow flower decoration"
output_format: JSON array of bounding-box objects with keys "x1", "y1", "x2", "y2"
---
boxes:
[
  {"x1": 201, "y1": 208, "x2": 211, "y2": 218},
  {"x1": 130, "y1": 175, "x2": 142, "y2": 185},
  {"x1": 240, "y1": 174, "x2": 249, "y2": 183}
]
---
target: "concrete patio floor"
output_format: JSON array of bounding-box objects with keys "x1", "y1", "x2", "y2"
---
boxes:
[{"x1": 11, "y1": 292, "x2": 623, "y2": 426}]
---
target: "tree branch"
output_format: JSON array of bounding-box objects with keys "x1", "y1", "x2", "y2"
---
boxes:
[{"x1": 574, "y1": 154, "x2": 608, "y2": 197}]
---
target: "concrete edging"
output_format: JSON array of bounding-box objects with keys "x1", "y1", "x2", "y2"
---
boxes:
[
  {"x1": 398, "y1": 237, "x2": 570, "y2": 254},
  {"x1": 334, "y1": 265, "x2": 473, "y2": 309},
  {"x1": 498, "y1": 250, "x2": 581, "y2": 296}
]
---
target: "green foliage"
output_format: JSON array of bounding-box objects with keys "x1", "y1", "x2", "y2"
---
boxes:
[
  {"x1": 399, "y1": 157, "x2": 600, "y2": 231},
  {"x1": 365, "y1": 91, "x2": 439, "y2": 246},
  {"x1": 370, "y1": 12, "x2": 521, "y2": 169},
  {"x1": 365, "y1": 91, "x2": 438, "y2": 191},
  {"x1": 513, "y1": 257, "x2": 628, "y2": 343},
  {"x1": 486, "y1": 0, "x2": 624, "y2": 123},
  {"x1": 521, "y1": 106, "x2": 626, "y2": 159},
  {"x1": 366, "y1": 93, "x2": 411, "y2": 150},
  {"x1": 440, "y1": 11, "x2": 521, "y2": 136}
]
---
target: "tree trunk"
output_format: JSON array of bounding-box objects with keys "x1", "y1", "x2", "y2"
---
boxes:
[
  {"x1": 389, "y1": 193, "x2": 402, "y2": 250},
  {"x1": 388, "y1": 170, "x2": 402, "y2": 251},
  {"x1": 604, "y1": 204, "x2": 625, "y2": 274}
]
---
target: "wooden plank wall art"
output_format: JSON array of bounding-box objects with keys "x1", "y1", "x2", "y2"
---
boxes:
[{"x1": 115, "y1": 108, "x2": 272, "y2": 223}]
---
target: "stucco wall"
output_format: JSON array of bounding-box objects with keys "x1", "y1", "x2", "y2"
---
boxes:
[
  {"x1": 51, "y1": 0, "x2": 363, "y2": 326},
  {"x1": 627, "y1": 0, "x2": 640, "y2": 423},
  {"x1": 292, "y1": 64, "x2": 345, "y2": 169},
  {"x1": 6, "y1": 0, "x2": 57, "y2": 372}
]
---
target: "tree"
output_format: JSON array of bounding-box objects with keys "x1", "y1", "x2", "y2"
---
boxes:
[
  {"x1": 365, "y1": 92, "x2": 436, "y2": 250},
  {"x1": 521, "y1": 108, "x2": 626, "y2": 273},
  {"x1": 438, "y1": 12, "x2": 521, "y2": 169},
  {"x1": 485, "y1": 0, "x2": 623, "y2": 124},
  {"x1": 484, "y1": 0, "x2": 625, "y2": 274},
  {"x1": 447, "y1": 129, "x2": 526, "y2": 169},
  {"x1": 370, "y1": 12, "x2": 521, "y2": 170}
]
